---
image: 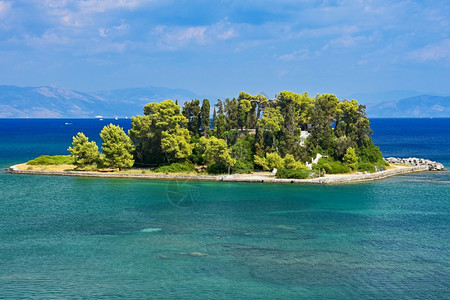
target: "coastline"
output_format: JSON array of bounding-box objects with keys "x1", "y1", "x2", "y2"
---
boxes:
[{"x1": 7, "y1": 163, "x2": 434, "y2": 184}]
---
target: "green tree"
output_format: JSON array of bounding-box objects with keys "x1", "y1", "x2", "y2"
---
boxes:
[
  {"x1": 214, "y1": 99, "x2": 227, "y2": 138},
  {"x1": 100, "y1": 124, "x2": 135, "y2": 170},
  {"x1": 237, "y1": 99, "x2": 252, "y2": 130},
  {"x1": 257, "y1": 106, "x2": 284, "y2": 150},
  {"x1": 253, "y1": 152, "x2": 284, "y2": 170},
  {"x1": 284, "y1": 154, "x2": 307, "y2": 170},
  {"x1": 343, "y1": 147, "x2": 358, "y2": 170},
  {"x1": 266, "y1": 152, "x2": 285, "y2": 170},
  {"x1": 68, "y1": 132, "x2": 100, "y2": 169},
  {"x1": 199, "y1": 136, "x2": 236, "y2": 169},
  {"x1": 161, "y1": 127, "x2": 193, "y2": 162},
  {"x1": 212, "y1": 107, "x2": 217, "y2": 132},
  {"x1": 308, "y1": 94, "x2": 339, "y2": 151},
  {"x1": 129, "y1": 100, "x2": 188, "y2": 165},
  {"x1": 200, "y1": 99, "x2": 210, "y2": 136},
  {"x1": 231, "y1": 138, "x2": 254, "y2": 163},
  {"x1": 333, "y1": 135, "x2": 355, "y2": 160},
  {"x1": 224, "y1": 98, "x2": 239, "y2": 130},
  {"x1": 254, "y1": 155, "x2": 269, "y2": 170},
  {"x1": 182, "y1": 99, "x2": 201, "y2": 135}
]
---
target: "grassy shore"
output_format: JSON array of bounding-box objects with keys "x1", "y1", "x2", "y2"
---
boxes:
[{"x1": 9, "y1": 163, "x2": 430, "y2": 184}]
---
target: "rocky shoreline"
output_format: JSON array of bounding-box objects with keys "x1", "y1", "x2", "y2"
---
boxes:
[
  {"x1": 7, "y1": 157, "x2": 446, "y2": 185},
  {"x1": 385, "y1": 157, "x2": 446, "y2": 171}
]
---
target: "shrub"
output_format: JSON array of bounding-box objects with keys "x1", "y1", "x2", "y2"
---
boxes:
[
  {"x1": 207, "y1": 163, "x2": 228, "y2": 174},
  {"x1": 284, "y1": 154, "x2": 308, "y2": 170},
  {"x1": 343, "y1": 147, "x2": 358, "y2": 170},
  {"x1": 276, "y1": 169, "x2": 319, "y2": 179},
  {"x1": 314, "y1": 158, "x2": 351, "y2": 174},
  {"x1": 27, "y1": 155, "x2": 75, "y2": 165},
  {"x1": 265, "y1": 152, "x2": 285, "y2": 170},
  {"x1": 357, "y1": 143, "x2": 388, "y2": 166},
  {"x1": 254, "y1": 155, "x2": 269, "y2": 170},
  {"x1": 327, "y1": 161, "x2": 350, "y2": 174},
  {"x1": 357, "y1": 162, "x2": 376, "y2": 173},
  {"x1": 155, "y1": 162, "x2": 196, "y2": 173},
  {"x1": 232, "y1": 160, "x2": 254, "y2": 174}
]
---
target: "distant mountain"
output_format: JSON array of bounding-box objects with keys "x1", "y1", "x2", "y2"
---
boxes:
[
  {"x1": 2, "y1": 85, "x2": 449, "y2": 118},
  {"x1": 0, "y1": 85, "x2": 216, "y2": 118},
  {"x1": 367, "y1": 95, "x2": 450, "y2": 118},
  {"x1": 345, "y1": 90, "x2": 423, "y2": 104}
]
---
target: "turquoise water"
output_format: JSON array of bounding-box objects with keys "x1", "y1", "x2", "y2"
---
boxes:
[{"x1": 0, "y1": 119, "x2": 449, "y2": 298}]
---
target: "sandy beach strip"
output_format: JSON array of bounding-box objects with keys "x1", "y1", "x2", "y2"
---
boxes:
[{"x1": 7, "y1": 163, "x2": 431, "y2": 184}]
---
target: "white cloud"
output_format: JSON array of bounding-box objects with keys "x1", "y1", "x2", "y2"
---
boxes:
[
  {"x1": 408, "y1": 39, "x2": 450, "y2": 62},
  {"x1": 153, "y1": 21, "x2": 237, "y2": 50},
  {"x1": 25, "y1": 30, "x2": 70, "y2": 46},
  {"x1": 0, "y1": 1, "x2": 12, "y2": 19},
  {"x1": 297, "y1": 25, "x2": 359, "y2": 39},
  {"x1": 98, "y1": 22, "x2": 129, "y2": 37},
  {"x1": 40, "y1": 0, "x2": 153, "y2": 28},
  {"x1": 278, "y1": 49, "x2": 309, "y2": 61},
  {"x1": 155, "y1": 26, "x2": 207, "y2": 50},
  {"x1": 76, "y1": 0, "x2": 150, "y2": 14},
  {"x1": 217, "y1": 28, "x2": 235, "y2": 40}
]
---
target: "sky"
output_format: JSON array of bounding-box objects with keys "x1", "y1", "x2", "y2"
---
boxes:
[{"x1": 1, "y1": 0, "x2": 450, "y2": 99}]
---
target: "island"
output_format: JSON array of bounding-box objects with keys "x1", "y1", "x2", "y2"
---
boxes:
[{"x1": 8, "y1": 91, "x2": 446, "y2": 183}]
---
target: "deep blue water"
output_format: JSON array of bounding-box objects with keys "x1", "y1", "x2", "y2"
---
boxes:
[{"x1": 0, "y1": 118, "x2": 449, "y2": 299}]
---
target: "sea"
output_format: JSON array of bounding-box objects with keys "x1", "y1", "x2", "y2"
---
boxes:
[{"x1": 0, "y1": 118, "x2": 449, "y2": 299}]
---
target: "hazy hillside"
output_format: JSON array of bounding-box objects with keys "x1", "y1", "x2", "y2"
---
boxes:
[
  {"x1": 1, "y1": 85, "x2": 449, "y2": 118},
  {"x1": 367, "y1": 95, "x2": 450, "y2": 118},
  {"x1": 0, "y1": 85, "x2": 215, "y2": 118}
]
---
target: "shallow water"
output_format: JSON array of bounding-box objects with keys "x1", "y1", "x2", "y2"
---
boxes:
[{"x1": 0, "y1": 118, "x2": 449, "y2": 298}]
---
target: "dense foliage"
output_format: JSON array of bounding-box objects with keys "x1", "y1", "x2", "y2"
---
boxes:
[
  {"x1": 27, "y1": 155, "x2": 75, "y2": 165},
  {"x1": 64, "y1": 90, "x2": 386, "y2": 175},
  {"x1": 100, "y1": 124, "x2": 135, "y2": 170},
  {"x1": 68, "y1": 132, "x2": 100, "y2": 169},
  {"x1": 154, "y1": 162, "x2": 196, "y2": 173}
]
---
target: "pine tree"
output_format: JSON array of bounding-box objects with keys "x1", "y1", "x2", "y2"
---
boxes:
[
  {"x1": 100, "y1": 124, "x2": 135, "y2": 170},
  {"x1": 200, "y1": 99, "x2": 210, "y2": 136},
  {"x1": 68, "y1": 132, "x2": 100, "y2": 169}
]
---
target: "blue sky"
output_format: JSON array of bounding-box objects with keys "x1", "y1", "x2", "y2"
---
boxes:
[{"x1": 1, "y1": 0, "x2": 450, "y2": 99}]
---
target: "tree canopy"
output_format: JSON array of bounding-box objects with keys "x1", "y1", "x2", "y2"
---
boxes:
[
  {"x1": 65, "y1": 90, "x2": 386, "y2": 176},
  {"x1": 100, "y1": 124, "x2": 135, "y2": 170},
  {"x1": 68, "y1": 132, "x2": 100, "y2": 169}
]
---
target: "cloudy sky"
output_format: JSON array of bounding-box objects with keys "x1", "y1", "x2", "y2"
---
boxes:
[{"x1": 1, "y1": 0, "x2": 449, "y2": 99}]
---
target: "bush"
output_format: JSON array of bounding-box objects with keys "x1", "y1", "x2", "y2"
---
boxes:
[
  {"x1": 154, "y1": 162, "x2": 196, "y2": 173},
  {"x1": 327, "y1": 161, "x2": 350, "y2": 174},
  {"x1": 314, "y1": 158, "x2": 351, "y2": 174},
  {"x1": 266, "y1": 152, "x2": 285, "y2": 170},
  {"x1": 357, "y1": 162, "x2": 376, "y2": 173},
  {"x1": 232, "y1": 160, "x2": 254, "y2": 174},
  {"x1": 284, "y1": 154, "x2": 308, "y2": 170},
  {"x1": 207, "y1": 163, "x2": 227, "y2": 174},
  {"x1": 80, "y1": 164, "x2": 99, "y2": 171},
  {"x1": 343, "y1": 147, "x2": 358, "y2": 170},
  {"x1": 357, "y1": 143, "x2": 387, "y2": 166},
  {"x1": 27, "y1": 155, "x2": 75, "y2": 165},
  {"x1": 276, "y1": 169, "x2": 319, "y2": 179},
  {"x1": 254, "y1": 155, "x2": 269, "y2": 170}
]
